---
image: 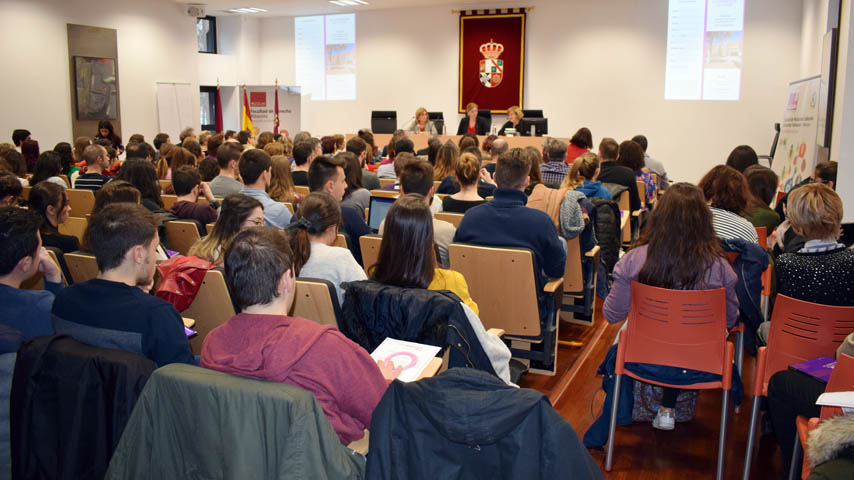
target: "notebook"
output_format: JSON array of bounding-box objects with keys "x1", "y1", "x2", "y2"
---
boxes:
[
  {"x1": 371, "y1": 338, "x2": 441, "y2": 382},
  {"x1": 789, "y1": 356, "x2": 836, "y2": 382}
]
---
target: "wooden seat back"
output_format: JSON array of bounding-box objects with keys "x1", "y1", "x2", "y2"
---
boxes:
[
  {"x1": 358, "y1": 234, "x2": 383, "y2": 274},
  {"x1": 183, "y1": 269, "x2": 236, "y2": 354},
  {"x1": 58, "y1": 216, "x2": 88, "y2": 244},
  {"x1": 294, "y1": 185, "x2": 309, "y2": 196},
  {"x1": 161, "y1": 194, "x2": 178, "y2": 210},
  {"x1": 291, "y1": 278, "x2": 342, "y2": 328},
  {"x1": 65, "y1": 189, "x2": 95, "y2": 218},
  {"x1": 434, "y1": 212, "x2": 464, "y2": 228},
  {"x1": 65, "y1": 252, "x2": 99, "y2": 284},
  {"x1": 164, "y1": 221, "x2": 202, "y2": 256},
  {"x1": 333, "y1": 233, "x2": 348, "y2": 249},
  {"x1": 379, "y1": 178, "x2": 396, "y2": 188},
  {"x1": 369, "y1": 189, "x2": 398, "y2": 199}
]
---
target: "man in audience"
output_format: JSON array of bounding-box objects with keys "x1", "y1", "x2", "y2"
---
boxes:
[
  {"x1": 224, "y1": 130, "x2": 236, "y2": 141},
  {"x1": 725, "y1": 145, "x2": 758, "y2": 173},
  {"x1": 0, "y1": 172, "x2": 22, "y2": 206},
  {"x1": 12, "y1": 129, "x2": 30, "y2": 152},
  {"x1": 73, "y1": 144, "x2": 112, "y2": 192},
  {"x1": 0, "y1": 207, "x2": 62, "y2": 339},
  {"x1": 381, "y1": 152, "x2": 417, "y2": 192},
  {"x1": 125, "y1": 141, "x2": 155, "y2": 163},
  {"x1": 379, "y1": 161, "x2": 455, "y2": 267},
  {"x1": 378, "y1": 138, "x2": 415, "y2": 179},
  {"x1": 239, "y1": 149, "x2": 292, "y2": 229},
  {"x1": 455, "y1": 147, "x2": 566, "y2": 291},
  {"x1": 52, "y1": 203, "x2": 195, "y2": 366},
  {"x1": 309, "y1": 155, "x2": 371, "y2": 265},
  {"x1": 483, "y1": 138, "x2": 508, "y2": 175},
  {"x1": 209, "y1": 143, "x2": 243, "y2": 197},
  {"x1": 539, "y1": 137, "x2": 570, "y2": 186},
  {"x1": 168, "y1": 166, "x2": 219, "y2": 224},
  {"x1": 200, "y1": 227, "x2": 399, "y2": 445},
  {"x1": 237, "y1": 130, "x2": 255, "y2": 152},
  {"x1": 152, "y1": 133, "x2": 170, "y2": 159},
  {"x1": 178, "y1": 127, "x2": 196, "y2": 146},
  {"x1": 291, "y1": 140, "x2": 315, "y2": 186},
  {"x1": 597, "y1": 137, "x2": 641, "y2": 212},
  {"x1": 631, "y1": 134, "x2": 669, "y2": 189},
  {"x1": 346, "y1": 137, "x2": 380, "y2": 190}
]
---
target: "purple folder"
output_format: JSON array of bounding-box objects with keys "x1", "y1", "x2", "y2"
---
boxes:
[{"x1": 789, "y1": 356, "x2": 836, "y2": 382}]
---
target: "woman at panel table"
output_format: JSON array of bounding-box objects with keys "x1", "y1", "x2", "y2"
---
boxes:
[
  {"x1": 403, "y1": 107, "x2": 438, "y2": 135},
  {"x1": 456, "y1": 102, "x2": 490, "y2": 135},
  {"x1": 497, "y1": 105, "x2": 523, "y2": 136}
]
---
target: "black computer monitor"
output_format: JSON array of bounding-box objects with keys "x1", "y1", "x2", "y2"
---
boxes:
[
  {"x1": 477, "y1": 109, "x2": 491, "y2": 121},
  {"x1": 519, "y1": 118, "x2": 548, "y2": 137},
  {"x1": 368, "y1": 196, "x2": 395, "y2": 232},
  {"x1": 522, "y1": 109, "x2": 544, "y2": 118},
  {"x1": 371, "y1": 111, "x2": 397, "y2": 134},
  {"x1": 428, "y1": 112, "x2": 445, "y2": 133}
]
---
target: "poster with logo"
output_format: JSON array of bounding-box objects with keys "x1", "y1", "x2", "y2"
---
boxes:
[
  {"x1": 241, "y1": 85, "x2": 302, "y2": 136},
  {"x1": 458, "y1": 10, "x2": 526, "y2": 113},
  {"x1": 771, "y1": 76, "x2": 821, "y2": 196}
]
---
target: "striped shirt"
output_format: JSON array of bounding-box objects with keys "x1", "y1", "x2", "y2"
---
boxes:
[
  {"x1": 73, "y1": 173, "x2": 111, "y2": 192},
  {"x1": 709, "y1": 207, "x2": 759, "y2": 243}
]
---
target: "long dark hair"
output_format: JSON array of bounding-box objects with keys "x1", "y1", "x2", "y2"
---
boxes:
[
  {"x1": 370, "y1": 194, "x2": 436, "y2": 288},
  {"x1": 53, "y1": 142, "x2": 74, "y2": 174},
  {"x1": 338, "y1": 151, "x2": 363, "y2": 197},
  {"x1": 636, "y1": 183, "x2": 724, "y2": 289},
  {"x1": 30, "y1": 151, "x2": 63, "y2": 186},
  {"x1": 116, "y1": 159, "x2": 164, "y2": 208},
  {"x1": 28, "y1": 181, "x2": 66, "y2": 234},
  {"x1": 92, "y1": 181, "x2": 141, "y2": 217},
  {"x1": 189, "y1": 193, "x2": 263, "y2": 264},
  {"x1": 288, "y1": 192, "x2": 342, "y2": 275}
]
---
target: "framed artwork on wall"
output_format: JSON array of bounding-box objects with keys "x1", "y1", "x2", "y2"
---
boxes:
[{"x1": 74, "y1": 56, "x2": 117, "y2": 120}]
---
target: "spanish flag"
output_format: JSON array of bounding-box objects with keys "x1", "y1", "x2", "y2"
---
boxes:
[{"x1": 241, "y1": 86, "x2": 255, "y2": 134}]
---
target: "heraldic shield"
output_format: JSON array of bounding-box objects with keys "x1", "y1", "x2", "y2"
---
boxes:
[{"x1": 479, "y1": 58, "x2": 504, "y2": 88}]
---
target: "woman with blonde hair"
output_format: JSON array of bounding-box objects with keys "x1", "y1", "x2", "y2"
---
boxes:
[
  {"x1": 433, "y1": 141, "x2": 459, "y2": 181},
  {"x1": 561, "y1": 152, "x2": 612, "y2": 200},
  {"x1": 404, "y1": 107, "x2": 438, "y2": 135},
  {"x1": 456, "y1": 102, "x2": 489, "y2": 135},
  {"x1": 498, "y1": 106, "x2": 524, "y2": 136},
  {"x1": 277, "y1": 135, "x2": 294, "y2": 158},
  {"x1": 442, "y1": 152, "x2": 486, "y2": 213},
  {"x1": 263, "y1": 142, "x2": 285, "y2": 157},
  {"x1": 267, "y1": 155, "x2": 297, "y2": 204}
]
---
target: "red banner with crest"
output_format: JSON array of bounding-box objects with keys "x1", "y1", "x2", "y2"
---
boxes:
[{"x1": 458, "y1": 10, "x2": 526, "y2": 114}]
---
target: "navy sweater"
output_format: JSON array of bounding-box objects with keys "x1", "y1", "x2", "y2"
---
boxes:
[{"x1": 454, "y1": 188, "x2": 566, "y2": 289}]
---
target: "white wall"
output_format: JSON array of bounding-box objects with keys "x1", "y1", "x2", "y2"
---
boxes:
[
  {"x1": 0, "y1": 0, "x2": 199, "y2": 149},
  {"x1": 258, "y1": 0, "x2": 803, "y2": 184},
  {"x1": 801, "y1": 0, "x2": 831, "y2": 77},
  {"x1": 830, "y1": 0, "x2": 854, "y2": 222}
]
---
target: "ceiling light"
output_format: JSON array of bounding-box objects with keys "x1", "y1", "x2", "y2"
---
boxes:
[
  {"x1": 329, "y1": 0, "x2": 369, "y2": 5},
  {"x1": 227, "y1": 7, "x2": 268, "y2": 13}
]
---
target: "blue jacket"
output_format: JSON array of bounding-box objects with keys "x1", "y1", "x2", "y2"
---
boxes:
[
  {"x1": 721, "y1": 238, "x2": 769, "y2": 356},
  {"x1": 576, "y1": 180, "x2": 612, "y2": 200}
]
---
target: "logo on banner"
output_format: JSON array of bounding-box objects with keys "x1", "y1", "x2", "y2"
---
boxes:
[
  {"x1": 250, "y1": 92, "x2": 266, "y2": 107},
  {"x1": 479, "y1": 39, "x2": 504, "y2": 88}
]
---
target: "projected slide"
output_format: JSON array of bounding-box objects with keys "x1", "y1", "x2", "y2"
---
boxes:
[
  {"x1": 295, "y1": 13, "x2": 356, "y2": 101},
  {"x1": 665, "y1": 0, "x2": 744, "y2": 100}
]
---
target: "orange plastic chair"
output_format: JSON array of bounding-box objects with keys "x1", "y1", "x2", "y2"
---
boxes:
[
  {"x1": 723, "y1": 251, "x2": 746, "y2": 377},
  {"x1": 605, "y1": 281, "x2": 734, "y2": 480},
  {"x1": 792, "y1": 353, "x2": 854, "y2": 479},
  {"x1": 741, "y1": 296, "x2": 854, "y2": 480},
  {"x1": 755, "y1": 226, "x2": 768, "y2": 250}
]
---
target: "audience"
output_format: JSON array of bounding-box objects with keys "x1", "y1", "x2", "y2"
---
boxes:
[
  {"x1": 725, "y1": 145, "x2": 758, "y2": 173},
  {"x1": 168, "y1": 166, "x2": 219, "y2": 225},
  {"x1": 743, "y1": 165, "x2": 781, "y2": 233},
  {"x1": 320, "y1": 135, "x2": 336, "y2": 155},
  {"x1": 339, "y1": 151, "x2": 370, "y2": 212},
  {"x1": 30, "y1": 151, "x2": 66, "y2": 188},
  {"x1": 209, "y1": 143, "x2": 243, "y2": 197},
  {"x1": 379, "y1": 138, "x2": 414, "y2": 179},
  {"x1": 73, "y1": 144, "x2": 112, "y2": 191},
  {"x1": 522, "y1": 146, "x2": 544, "y2": 195},
  {"x1": 345, "y1": 137, "x2": 380, "y2": 190},
  {"x1": 200, "y1": 226, "x2": 400, "y2": 445},
  {"x1": 433, "y1": 141, "x2": 459, "y2": 182},
  {"x1": 189, "y1": 193, "x2": 263, "y2": 265},
  {"x1": 197, "y1": 156, "x2": 219, "y2": 182},
  {"x1": 116, "y1": 159, "x2": 165, "y2": 213},
  {"x1": 21, "y1": 139, "x2": 39, "y2": 173},
  {"x1": 27, "y1": 181, "x2": 78, "y2": 253},
  {"x1": 698, "y1": 165, "x2": 759, "y2": 243},
  {"x1": 483, "y1": 138, "x2": 508, "y2": 176},
  {"x1": 632, "y1": 134, "x2": 669, "y2": 189},
  {"x1": 237, "y1": 129, "x2": 255, "y2": 151},
  {"x1": 53, "y1": 141, "x2": 74, "y2": 175},
  {"x1": 256, "y1": 131, "x2": 274, "y2": 150},
  {"x1": 0, "y1": 207, "x2": 62, "y2": 339},
  {"x1": 52, "y1": 203, "x2": 196, "y2": 366},
  {"x1": 0, "y1": 172, "x2": 23, "y2": 206},
  {"x1": 774, "y1": 160, "x2": 837, "y2": 223},
  {"x1": 263, "y1": 142, "x2": 285, "y2": 157},
  {"x1": 617, "y1": 139, "x2": 656, "y2": 204},
  {"x1": 11, "y1": 129, "x2": 31, "y2": 151},
  {"x1": 565, "y1": 127, "x2": 593, "y2": 164},
  {"x1": 90, "y1": 180, "x2": 142, "y2": 218},
  {"x1": 205, "y1": 133, "x2": 224, "y2": 159},
  {"x1": 597, "y1": 137, "x2": 641, "y2": 211},
  {"x1": 267, "y1": 155, "x2": 298, "y2": 203},
  {"x1": 561, "y1": 152, "x2": 612, "y2": 200},
  {"x1": 291, "y1": 140, "x2": 315, "y2": 186},
  {"x1": 442, "y1": 152, "x2": 486, "y2": 213},
  {"x1": 1, "y1": 150, "x2": 28, "y2": 185},
  {"x1": 603, "y1": 183, "x2": 738, "y2": 430},
  {"x1": 125, "y1": 141, "x2": 155, "y2": 163},
  {"x1": 381, "y1": 152, "x2": 416, "y2": 192},
  {"x1": 540, "y1": 138, "x2": 570, "y2": 186},
  {"x1": 94, "y1": 120, "x2": 123, "y2": 152},
  {"x1": 288, "y1": 192, "x2": 366, "y2": 305},
  {"x1": 239, "y1": 149, "x2": 292, "y2": 229}
]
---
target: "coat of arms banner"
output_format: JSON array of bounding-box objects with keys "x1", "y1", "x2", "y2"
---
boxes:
[{"x1": 458, "y1": 9, "x2": 526, "y2": 114}]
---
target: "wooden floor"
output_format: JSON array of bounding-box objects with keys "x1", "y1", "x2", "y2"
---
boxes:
[{"x1": 519, "y1": 298, "x2": 786, "y2": 480}]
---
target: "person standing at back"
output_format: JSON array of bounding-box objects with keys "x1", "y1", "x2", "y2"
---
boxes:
[{"x1": 596, "y1": 138, "x2": 641, "y2": 212}]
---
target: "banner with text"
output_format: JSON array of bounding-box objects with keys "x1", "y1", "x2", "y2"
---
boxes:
[
  {"x1": 241, "y1": 86, "x2": 301, "y2": 136},
  {"x1": 458, "y1": 10, "x2": 526, "y2": 113},
  {"x1": 771, "y1": 76, "x2": 821, "y2": 196}
]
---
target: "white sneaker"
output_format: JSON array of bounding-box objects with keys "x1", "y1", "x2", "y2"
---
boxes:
[{"x1": 653, "y1": 408, "x2": 675, "y2": 431}]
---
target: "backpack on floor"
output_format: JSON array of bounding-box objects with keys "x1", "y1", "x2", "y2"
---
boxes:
[{"x1": 631, "y1": 381, "x2": 700, "y2": 422}]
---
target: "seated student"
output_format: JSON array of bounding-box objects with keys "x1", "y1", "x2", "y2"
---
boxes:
[
  {"x1": 27, "y1": 181, "x2": 79, "y2": 253},
  {"x1": 539, "y1": 138, "x2": 570, "y2": 186},
  {"x1": 30, "y1": 151, "x2": 67, "y2": 189},
  {"x1": 743, "y1": 165, "x2": 781, "y2": 234},
  {"x1": 239, "y1": 149, "x2": 292, "y2": 229},
  {"x1": 0, "y1": 207, "x2": 62, "y2": 339},
  {"x1": 561, "y1": 152, "x2": 612, "y2": 200},
  {"x1": 617, "y1": 140, "x2": 656, "y2": 205},
  {"x1": 774, "y1": 161, "x2": 837, "y2": 254},
  {"x1": 565, "y1": 127, "x2": 593, "y2": 164},
  {"x1": 345, "y1": 136, "x2": 380, "y2": 190},
  {"x1": 698, "y1": 165, "x2": 759, "y2": 243},
  {"x1": 267, "y1": 155, "x2": 298, "y2": 204},
  {"x1": 52, "y1": 203, "x2": 196, "y2": 367},
  {"x1": 189, "y1": 193, "x2": 263, "y2": 265},
  {"x1": 442, "y1": 152, "x2": 486, "y2": 214},
  {"x1": 116, "y1": 159, "x2": 166, "y2": 213},
  {"x1": 632, "y1": 134, "x2": 670, "y2": 189},
  {"x1": 168, "y1": 165, "x2": 219, "y2": 225},
  {"x1": 201, "y1": 227, "x2": 400, "y2": 444},
  {"x1": 378, "y1": 138, "x2": 414, "y2": 179},
  {"x1": 483, "y1": 137, "x2": 507, "y2": 175},
  {"x1": 337, "y1": 151, "x2": 371, "y2": 213},
  {"x1": 73, "y1": 144, "x2": 112, "y2": 192},
  {"x1": 208, "y1": 143, "x2": 243, "y2": 197},
  {"x1": 603, "y1": 183, "x2": 738, "y2": 430},
  {"x1": 455, "y1": 148, "x2": 566, "y2": 290},
  {"x1": 309, "y1": 155, "x2": 370, "y2": 266},
  {"x1": 596, "y1": 137, "x2": 641, "y2": 212},
  {"x1": 0, "y1": 171, "x2": 23, "y2": 206},
  {"x1": 371, "y1": 194, "x2": 513, "y2": 382},
  {"x1": 288, "y1": 192, "x2": 366, "y2": 305},
  {"x1": 379, "y1": 161, "x2": 455, "y2": 267},
  {"x1": 290, "y1": 140, "x2": 315, "y2": 186},
  {"x1": 381, "y1": 152, "x2": 417, "y2": 192},
  {"x1": 725, "y1": 144, "x2": 758, "y2": 173},
  {"x1": 197, "y1": 157, "x2": 219, "y2": 182}
]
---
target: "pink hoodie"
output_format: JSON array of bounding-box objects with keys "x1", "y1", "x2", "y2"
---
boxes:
[{"x1": 200, "y1": 313, "x2": 390, "y2": 444}]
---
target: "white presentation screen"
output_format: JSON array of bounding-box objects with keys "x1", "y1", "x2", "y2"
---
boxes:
[
  {"x1": 665, "y1": 0, "x2": 744, "y2": 100},
  {"x1": 295, "y1": 13, "x2": 356, "y2": 101}
]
